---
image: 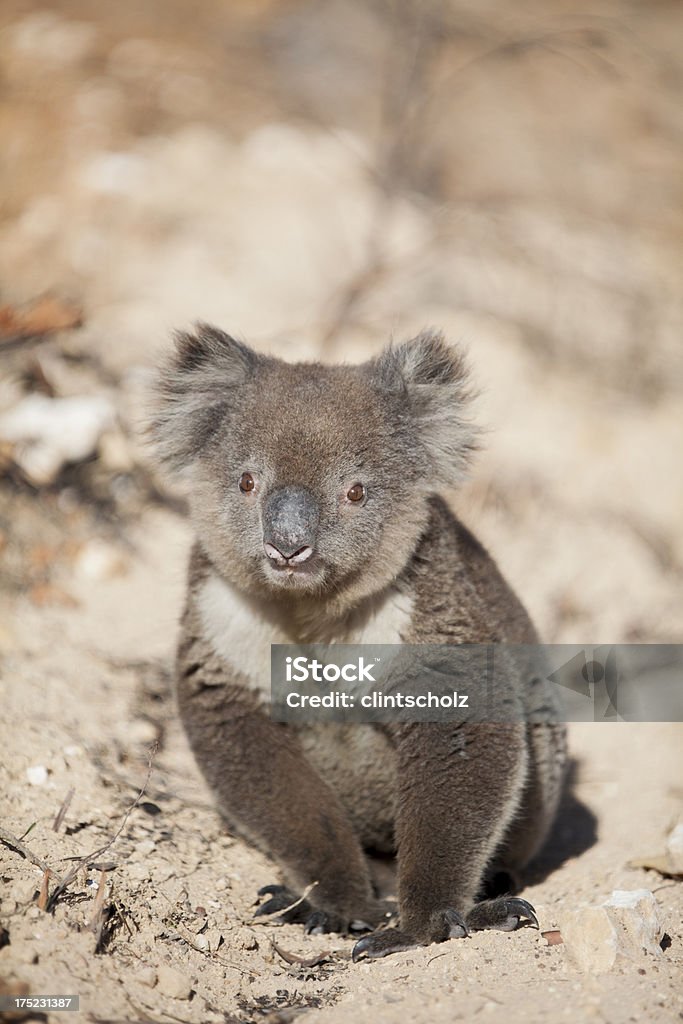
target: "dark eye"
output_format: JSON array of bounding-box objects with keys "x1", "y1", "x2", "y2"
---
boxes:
[
  {"x1": 239, "y1": 472, "x2": 255, "y2": 493},
  {"x1": 347, "y1": 483, "x2": 366, "y2": 503}
]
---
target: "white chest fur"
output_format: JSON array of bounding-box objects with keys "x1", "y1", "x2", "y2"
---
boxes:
[{"x1": 197, "y1": 574, "x2": 414, "y2": 695}]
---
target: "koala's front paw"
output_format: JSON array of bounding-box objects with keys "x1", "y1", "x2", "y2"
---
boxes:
[
  {"x1": 466, "y1": 896, "x2": 538, "y2": 932},
  {"x1": 352, "y1": 898, "x2": 538, "y2": 961}
]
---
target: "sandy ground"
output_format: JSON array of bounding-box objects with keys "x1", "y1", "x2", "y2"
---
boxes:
[
  {"x1": 0, "y1": 502, "x2": 682, "y2": 1023},
  {"x1": 1, "y1": 1, "x2": 683, "y2": 1021}
]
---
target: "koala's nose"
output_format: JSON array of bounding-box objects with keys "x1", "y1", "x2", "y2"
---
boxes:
[{"x1": 262, "y1": 486, "x2": 319, "y2": 565}]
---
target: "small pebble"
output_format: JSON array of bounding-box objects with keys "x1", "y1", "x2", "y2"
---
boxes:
[
  {"x1": 26, "y1": 765, "x2": 48, "y2": 786},
  {"x1": 156, "y1": 964, "x2": 193, "y2": 1000},
  {"x1": 137, "y1": 966, "x2": 157, "y2": 988}
]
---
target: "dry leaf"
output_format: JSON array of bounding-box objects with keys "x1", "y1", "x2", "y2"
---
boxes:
[
  {"x1": 0, "y1": 296, "x2": 82, "y2": 342},
  {"x1": 271, "y1": 940, "x2": 331, "y2": 967}
]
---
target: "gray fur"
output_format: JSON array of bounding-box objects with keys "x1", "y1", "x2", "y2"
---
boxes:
[{"x1": 150, "y1": 324, "x2": 567, "y2": 955}]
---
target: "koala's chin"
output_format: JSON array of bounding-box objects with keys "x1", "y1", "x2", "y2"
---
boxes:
[{"x1": 262, "y1": 559, "x2": 327, "y2": 593}]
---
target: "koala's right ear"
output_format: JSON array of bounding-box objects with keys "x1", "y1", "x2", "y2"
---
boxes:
[
  {"x1": 372, "y1": 329, "x2": 480, "y2": 488},
  {"x1": 149, "y1": 323, "x2": 258, "y2": 473}
]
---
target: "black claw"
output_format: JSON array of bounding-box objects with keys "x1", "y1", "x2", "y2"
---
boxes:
[
  {"x1": 466, "y1": 895, "x2": 539, "y2": 933},
  {"x1": 352, "y1": 929, "x2": 420, "y2": 962},
  {"x1": 505, "y1": 897, "x2": 539, "y2": 929},
  {"x1": 443, "y1": 908, "x2": 469, "y2": 939},
  {"x1": 304, "y1": 910, "x2": 330, "y2": 935}
]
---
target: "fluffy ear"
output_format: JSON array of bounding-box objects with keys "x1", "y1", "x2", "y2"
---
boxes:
[
  {"x1": 149, "y1": 323, "x2": 258, "y2": 473},
  {"x1": 373, "y1": 329, "x2": 480, "y2": 487}
]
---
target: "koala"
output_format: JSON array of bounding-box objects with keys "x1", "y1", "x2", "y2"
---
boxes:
[{"x1": 151, "y1": 323, "x2": 567, "y2": 960}]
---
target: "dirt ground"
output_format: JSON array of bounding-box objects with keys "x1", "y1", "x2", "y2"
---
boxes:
[{"x1": 1, "y1": 2, "x2": 682, "y2": 1022}]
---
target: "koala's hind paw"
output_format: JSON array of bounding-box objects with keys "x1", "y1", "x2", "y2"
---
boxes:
[
  {"x1": 466, "y1": 896, "x2": 539, "y2": 932},
  {"x1": 254, "y1": 884, "x2": 370, "y2": 935}
]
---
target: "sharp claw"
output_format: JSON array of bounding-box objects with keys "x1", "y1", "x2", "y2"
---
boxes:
[
  {"x1": 351, "y1": 935, "x2": 373, "y2": 962},
  {"x1": 352, "y1": 930, "x2": 419, "y2": 961},
  {"x1": 443, "y1": 908, "x2": 469, "y2": 939},
  {"x1": 506, "y1": 898, "x2": 539, "y2": 929},
  {"x1": 304, "y1": 911, "x2": 328, "y2": 935}
]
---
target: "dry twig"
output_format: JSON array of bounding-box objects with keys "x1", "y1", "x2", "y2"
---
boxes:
[
  {"x1": 0, "y1": 824, "x2": 51, "y2": 873},
  {"x1": 53, "y1": 787, "x2": 75, "y2": 832},
  {"x1": 251, "y1": 881, "x2": 319, "y2": 923},
  {"x1": 37, "y1": 868, "x2": 51, "y2": 911},
  {"x1": 46, "y1": 744, "x2": 157, "y2": 913}
]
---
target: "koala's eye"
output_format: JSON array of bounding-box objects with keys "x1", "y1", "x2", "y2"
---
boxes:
[
  {"x1": 239, "y1": 472, "x2": 256, "y2": 493},
  {"x1": 346, "y1": 483, "x2": 366, "y2": 503}
]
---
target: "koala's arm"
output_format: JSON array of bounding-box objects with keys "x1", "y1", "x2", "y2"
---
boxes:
[
  {"x1": 176, "y1": 650, "x2": 382, "y2": 929},
  {"x1": 354, "y1": 721, "x2": 536, "y2": 959}
]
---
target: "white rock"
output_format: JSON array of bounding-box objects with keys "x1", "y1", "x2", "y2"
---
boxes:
[
  {"x1": 561, "y1": 889, "x2": 663, "y2": 973},
  {"x1": 156, "y1": 964, "x2": 193, "y2": 1000},
  {"x1": 233, "y1": 926, "x2": 258, "y2": 951},
  {"x1": 63, "y1": 744, "x2": 84, "y2": 758},
  {"x1": 74, "y1": 539, "x2": 126, "y2": 581},
  {"x1": 666, "y1": 823, "x2": 683, "y2": 873},
  {"x1": 0, "y1": 394, "x2": 115, "y2": 485},
  {"x1": 603, "y1": 889, "x2": 663, "y2": 956},
  {"x1": 126, "y1": 718, "x2": 158, "y2": 745},
  {"x1": 26, "y1": 764, "x2": 49, "y2": 786},
  {"x1": 205, "y1": 928, "x2": 224, "y2": 953},
  {"x1": 137, "y1": 966, "x2": 157, "y2": 988}
]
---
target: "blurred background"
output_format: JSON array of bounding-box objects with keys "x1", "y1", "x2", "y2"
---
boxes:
[
  {"x1": 1, "y1": 0, "x2": 682, "y2": 647},
  {"x1": 1, "y1": 5, "x2": 683, "y2": 1019}
]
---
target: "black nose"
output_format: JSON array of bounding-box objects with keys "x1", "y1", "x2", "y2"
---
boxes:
[{"x1": 262, "y1": 486, "x2": 319, "y2": 565}]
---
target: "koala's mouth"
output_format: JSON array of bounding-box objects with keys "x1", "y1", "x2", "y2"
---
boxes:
[{"x1": 262, "y1": 555, "x2": 325, "y2": 590}]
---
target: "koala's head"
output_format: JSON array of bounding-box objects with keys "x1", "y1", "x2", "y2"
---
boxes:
[{"x1": 151, "y1": 324, "x2": 477, "y2": 609}]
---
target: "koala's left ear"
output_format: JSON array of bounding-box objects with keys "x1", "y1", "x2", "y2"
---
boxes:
[
  {"x1": 373, "y1": 329, "x2": 480, "y2": 487},
  {"x1": 149, "y1": 322, "x2": 260, "y2": 474}
]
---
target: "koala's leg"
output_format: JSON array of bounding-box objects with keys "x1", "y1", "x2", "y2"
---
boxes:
[
  {"x1": 353, "y1": 723, "x2": 537, "y2": 960},
  {"x1": 177, "y1": 672, "x2": 386, "y2": 933},
  {"x1": 491, "y1": 721, "x2": 568, "y2": 876}
]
